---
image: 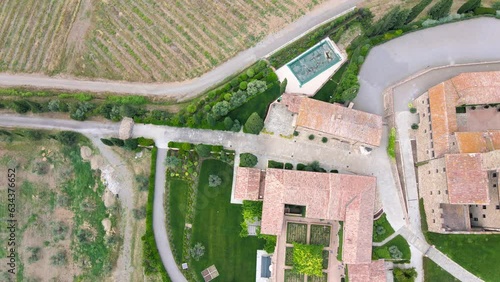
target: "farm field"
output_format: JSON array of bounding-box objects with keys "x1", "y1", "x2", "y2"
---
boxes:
[
  {"x1": 0, "y1": 0, "x2": 326, "y2": 82},
  {"x1": 0, "y1": 130, "x2": 120, "y2": 281}
]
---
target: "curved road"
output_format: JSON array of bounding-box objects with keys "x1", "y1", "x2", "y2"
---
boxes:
[
  {"x1": 2, "y1": 16, "x2": 500, "y2": 282},
  {"x1": 0, "y1": 0, "x2": 360, "y2": 101}
]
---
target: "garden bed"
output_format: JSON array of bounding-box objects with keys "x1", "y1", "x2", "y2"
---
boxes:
[
  {"x1": 286, "y1": 223, "x2": 308, "y2": 244},
  {"x1": 372, "y1": 213, "x2": 395, "y2": 242},
  {"x1": 310, "y1": 225, "x2": 331, "y2": 246}
]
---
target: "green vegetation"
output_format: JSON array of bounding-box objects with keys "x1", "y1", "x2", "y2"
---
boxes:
[
  {"x1": 268, "y1": 160, "x2": 285, "y2": 169},
  {"x1": 239, "y1": 153, "x2": 258, "y2": 167},
  {"x1": 286, "y1": 247, "x2": 294, "y2": 266},
  {"x1": 321, "y1": 137, "x2": 328, "y2": 143},
  {"x1": 423, "y1": 257, "x2": 459, "y2": 282},
  {"x1": 292, "y1": 243, "x2": 324, "y2": 277},
  {"x1": 394, "y1": 267, "x2": 417, "y2": 282},
  {"x1": 285, "y1": 269, "x2": 305, "y2": 282},
  {"x1": 191, "y1": 159, "x2": 264, "y2": 281},
  {"x1": 411, "y1": 123, "x2": 419, "y2": 130},
  {"x1": 372, "y1": 235, "x2": 411, "y2": 262},
  {"x1": 458, "y1": 0, "x2": 482, "y2": 13},
  {"x1": 373, "y1": 214, "x2": 395, "y2": 242},
  {"x1": 337, "y1": 222, "x2": 344, "y2": 261},
  {"x1": 474, "y1": 6, "x2": 497, "y2": 14},
  {"x1": 240, "y1": 200, "x2": 263, "y2": 237},
  {"x1": 426, "y1": 233, "x2": 500, "y2": 281},
  {"x1": 309, "y1": 134, "x2": 315, "y2": 140},
  {"x1": 406, "y1": 0, "x2": 433, "y2": 24},
  {"x1": 387, "y1": 127, "x2": 396, "y2": 159},
  {"x1": 419, "y1": 198, "x2": 429, "y2": 233},
  {"x1": 287, "y1": 223, "x2": 308, "y2": 244},
  {"x1": 428, "y1": 0, "x2": 453, "y2": 20},
  {"x1": 243, "y1": 112, "x2": 265, "y2": 134},
  {"x1": 312, "y1": 63, "x2": 349, "y2": 102},
  {"x1": 168, "y1": 180, "x2": 189, "y2": 263},
  {"x1": 310, "y1": 225, "x2": 331, "y2": 246},
  {"x1": 296, "y1": 161, "x2": 327, "y2": 173}
]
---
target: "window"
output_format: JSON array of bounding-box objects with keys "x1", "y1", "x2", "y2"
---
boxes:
[
  {"x1": 483, "y1": 214, "x2": 486, "y2": 218},
  {"x1": 423, "y1": 113, "x2": 426, "y2": 117},
  {"x1": 469, "y1": 213, "x2": 472, "y2": 217},
  {"x1": 433, "y1": 219, "x2": 436, "y2": 223},
  {"x1": 494, "y1": 184, "x2": 497, "y2": 188},
  {"x1": 431, "y1": 151, "x2": 435, "y2": 158},
  {"x1": 496, "y1": 205, "x2": 500, "y2": 210},
  {"x1": 438, "y1": 191, "x2": 441, "y2": 195},
  {"x1": 445, "y1": 190, "x2": 448, "y2": 194},
  {"x1": 430, "y1": 191, "x2": 433, "y2": 195},
  {"x1": 432, "y1": 209, "x2": 435, "y2": 213},
  {"x1": 428, "y1": 171, "x2": 431, "y2": 174},
  {"x1": 493, "y1": 172, "x2": 497, "y2": 178},
  {"x1": 424, "y1": 129, "x2": 427, "y2": 133},
  {"x1": 474, "y1": 218, "x2": 478, "y2": 221},
  {"x1": 436, "y1": 169, "x2": 439, "y2": 173},
  {"x1": 443, "y1": 168, "x2": 446, "y2": 172},
  {"x1": 483, "y1": 205, "x2": 487, "y2": 209}
]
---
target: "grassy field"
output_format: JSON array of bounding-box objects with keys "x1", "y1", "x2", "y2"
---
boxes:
[
  {"x1": 373, "y1": 214, "x2": 395, "y2": 242},
  {"x1": 426, "y1": 233, "x2": 500, "y2": 281},
  {"x1": 190, "y1": 159, "x2": 264, "y2": 281},
  {"x1": 0, "y1": 130, "x2": 119, "y2": 281},
  {"x1": 168, "y1": 179, "x2": 189, "y2": 264},
  {"x1": 372, "y1": 235, "x2": 411, "y2": 262},
  {"x1": 312, "y1": 63, "x2": 349, "y2": 102},
  {"x1": 423, "y1": 257, "x2": 459, "y2": 282},
  {"x1": 0, "y1": 0, "x2": 326, "y2": 82},
  {"x1": 228, "y1": 82, "x2": 281, "y2": 123}
]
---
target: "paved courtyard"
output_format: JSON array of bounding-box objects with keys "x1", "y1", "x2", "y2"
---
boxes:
[{"x1": 264, "y1": 103, "x2": 296, "y2": 136}]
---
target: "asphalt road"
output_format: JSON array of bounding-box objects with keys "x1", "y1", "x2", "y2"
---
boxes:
[
  {"x1": 355, "y1": 17, "x2": 500, "y2": 115},
  {"x1": 0, "y1": 0, "x2": 361, "y2": 101}
]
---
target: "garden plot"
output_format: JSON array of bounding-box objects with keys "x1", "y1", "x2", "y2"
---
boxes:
[
  {"x1": 310, "y1": 225, "x2": 331, "y2": 246},
  {"x1": 285, "y1": 269, "x2": 304, "y2": 282},
  {"x1": 286, "y1": 223, "x2": 308, "y2": 244}
]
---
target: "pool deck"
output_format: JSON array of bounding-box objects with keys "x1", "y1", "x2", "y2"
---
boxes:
[{"x1": 276, "y1": 38, "x2": 346, "y2": 96}]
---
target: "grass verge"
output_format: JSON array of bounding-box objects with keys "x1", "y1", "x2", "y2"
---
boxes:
[
  {"x1": 372, "y1": 235, "x2": 411, "y2": 262},
  {"x1": 423, "y1": 257, "x2": 459, "y2": 282},
  {"x1": 373, "y1": 214, "x2": 395, "y2": 242},
  {"x1": 168, "y1": 179, "x2": 189, "y2": 264},
  {"x1": 191, "y1": 159, "x2": 264, "y2": 281}
]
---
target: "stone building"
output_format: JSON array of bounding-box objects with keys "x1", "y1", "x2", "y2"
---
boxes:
[{"x1": 412, "y1": 71, "x2": 500, "y2": 233}]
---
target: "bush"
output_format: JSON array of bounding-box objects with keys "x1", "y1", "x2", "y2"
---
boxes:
[
  {"x1": 240, "y1": 153, "x2": 258, "y2": 168},
  {"x1": 293, "y1": 131, "x2": 299, "y2": 136},
  {"x1": 11, "y1": 100, "x2": 31, "y2": 113},
  {"x1": 406, "y1": 0, "x2": 433, "y2": 24},
  {"x1": 243, "y1": 112, "x2": 264, "y2": 134},
  {"x1": 246, "y1": 80, "x2": 267, "y2": 96},
  {"x1": 135, "y1": 175, "x2": 149, "y2": 191},
  {"x1": 56, "y1": 131, "x2": 79, "y2": 146},
  {"x1": 268, "y1": 160, "x2": 284, "y2": 169},
  {"x1": 137, "y1": 137, "x2": 155, "y2": 147},
  {"x1": 394, "y1": 268, "x2": 417, "y2": 282},
  {"x1": 308, "y1": 134, "x2": 315, "y2": 140},
  {"x1": 458, "y1": 0, "x2": 481, "y2": 13},
  {"x1": 110, "y1": 137, "x2": 124, "y2": 147},
  {"x1": 239, "y1": 81, "x2": 248, "y2": 90},
  {"x1": 27, "y1": 247, "x2": 41, "y2": 263},
  {"x1": 428, "y1": 0, "x2": 453, "y2": 20},
  {"x1": 124, "y1": 138, "x2": 139, "y2": 151},
  {"x1": 101, "y1": 138, "x2": 114, "y2": 146},
  {"x1": 208, "y1": 174, "x2": 222, "y2": 187},
  {"x1": 411, "y1": 123, "x2": 419, "y2": 130},
  {"x1": 50, "y1": 251, "x2": 67, "y2": 266},
  {"x1": 195, "y1": 144, "x2": 212, "y2": 158},
  {"x1": 321, "y1": 137, "x2": 328, "y2": 143},
  {"x1": 189, "y1": 242, "x2": 205, "y2": 261},
  {"x1": 409, "y1": 107, "x2": 417, "y2": 113},
  {"x1": 293, "y1": 243, "x2": 324, "y2": 277},
  {"x1": 223, "y1": 117, "x2": 234, "y2": 130},
  {"x1": 165, "y1": 156, "x2": 181, "y2": 168},
  {"x1": 212, "y1": 101, "x2": 230, "y2": 119},
  {"x1": 493, "y1": 1, "x2": 500, "y2": 10},
  {"x1": 285, "y1": 163, "x2": 293, "y2": 170},
  {"x1": 474, "y1": 6, "x2": 496, "y2": 14},
  {"x1": 280, "y1": 78, "x2": 288, "y2": 94},
  {"x1": 246, "y1": 68, "x2": 255, "y2": 78},
  {"x1": 231, "y1": 119, "x2": 242, "y2": 132},
  {"x1": 259, "y1": 234, "x2": 277, "y2": 254}
]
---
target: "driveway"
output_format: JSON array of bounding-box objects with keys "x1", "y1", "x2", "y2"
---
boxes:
[
  {"x1": 355, "y1": 17, "x2": 500, "y2": 115},
  {"x1": 0, "y1": 0, "x2": 361, "y2": 101}
]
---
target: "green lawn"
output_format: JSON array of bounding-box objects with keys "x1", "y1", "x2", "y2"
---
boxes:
[
  {"x1": 423, "y1": 257, "x2": 459, "y2": 282},
  {"x1": 168, "y1": 179, "x2": 189, "y2": 264},
  {"x1": 312, "y1": 63, "x2": 348, "y2": 102},
  {"x1": 337, "y1": 222, "x2": 344, "y2": 261},
  {"x1": 228, "y1": 82, "x2": 280, "y2": 123},
  {"x1": 373, "y1": 214, "x2": 395, "y2": 242},
  {"x1": 426, "y1": 233, "x2": 500, "y2": 282},
  {"x1": 372, "y1": 235, "x2": 411, "y2": 262},
  {"x1": 191, "y1": 159, "x2": 264, "y2": 281}
]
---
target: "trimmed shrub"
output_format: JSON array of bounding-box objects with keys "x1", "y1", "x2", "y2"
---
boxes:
[
  {"x1": 110, "y1": 137, "x2": 124, "y2": 147},
  {"x1": 243, "y1": 112, "x2": 264, "y2": 134},
  {"x1": 239, "y1": 153, "x2": 258, "y2": 168},
  {"x1": 458, "y1": 0, "x2": 481, "y2": 14},
  {"x1": 194, "y1": 144, "x2": 212, "y2": 158},
  {"x1": 321, "y1": 137, "x2": 328, "y2": 143},
  {"x1": 406, "y1": 0, "x2": 433, "y2": 24},
  {"x1": 474, "y1": 6, "x2": 496, "y2": 14},
  {"x1": 428, "y1": 0, "x2": 453, "y2": 20},
  {"x1": 246, "y1": 68, "x2": 255, "y2": 78},
  {"x1": 239, "y1": 81, "x2": 248, "y2": 90},
  {"x1": 309, "y1": 134, "x2": 315, "y2": 140},
  {"x1": 285, "y1": 163, "x2": 293, "y2": 170},
  {"x1": 493, "y1": 1, "x2": 500, "y2": 10},
  {"x1": 293, "y1": 131, "x2": 299, "y2": 136},
  {"x1": 409, "y1": 107, "x2": 417, "y2": 113},
  {"x1": 208, "y1": 175, "x2": 222, "y2": 187},
  {"x1": 124, "y1": 138, "x2": 139, "y2": 150},
  {"x1": 223, "y1": 116, "x2": 234, "y2": 130},
  {"x1": 293, "y1": 243, "x2": 324, "y2": 277},
  {"x1": 411, "y1": 123, "x2": 419, "y2": 130},
  {"x1": 101, "y1": 138, "x2": 114, "y2": 146}
]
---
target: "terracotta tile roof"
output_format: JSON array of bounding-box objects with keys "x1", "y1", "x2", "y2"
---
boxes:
[
  {"x1": 451, "y1": 72, "x2": 500, "y2": 105},
  {"x1": 445, "y1": 154, "x2": 490, "y2": 204},
  {"x1": 455, "y1": 131, "x2": 500, "y2": 153},
  {"x1": 295, "y1": 98, "x2": 383, "y2": 147},
  {"x1": 428, "y1": 83, "x2": 458, "y2": 157},
  {"x1": 348, "y1": 260, "x2": 386, "y2": 282},
  {"x1": 280, "y1": 93, "x2": 306, "y2": 113},
  {"x1": 256, "y1": 169, "x2": 376, "y2": 264},
  {"x1": 233, "y1": 167, "x2": 262, "y2": 201}
]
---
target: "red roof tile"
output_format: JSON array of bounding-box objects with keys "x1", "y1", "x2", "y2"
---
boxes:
[
  {"x1": 349, "y1": 260, "x2": 386, "y2": 282},
  {"x1": 445, "y1": 154, "x2": 490, "y2": 204},
  {"x1": 233, "y1": 167, "x2": 262, "y2": 201}
]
